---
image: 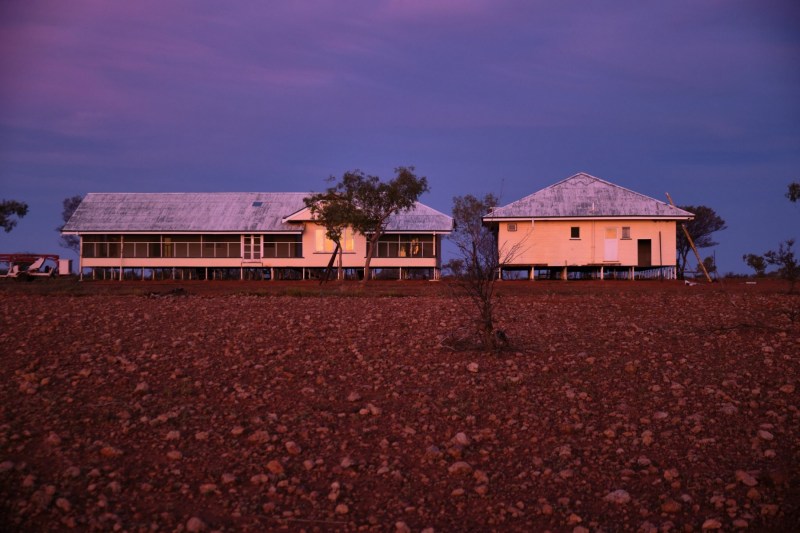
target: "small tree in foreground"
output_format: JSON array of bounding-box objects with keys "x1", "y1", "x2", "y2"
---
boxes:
[
  {"x1": 0, "y1": 199, "x2": 29, "y2": 233},
  {"x1": 447, "y1": 194, "x2": 526, "y2": 350},
  {"x1": 305, "y1": 167, "x2": 429, "y2": 282}
]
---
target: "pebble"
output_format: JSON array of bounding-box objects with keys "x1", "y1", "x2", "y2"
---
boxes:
[
  {"x1": 186, "y1": 516, "x2": 205, "y2": 532},
  {"x1": 199, "y1": 483, "x2": 217, "y2": 494},
  {"x1": 347, "y1": 391, "x2": 362, "y2": 402},
  {"x1": 701, "y1": 518, "x2": 722, "y2": 530},
  {"x1": 166, "y1": 450, "x2": 183, "y2": 461},
  {"x1": 453, "y1": 432, "x2": 471, "y2": 446},
  {"x1": 55, "y1": 497, "x2": 71, "y2": 512},
  {"x1": 285, "y1": 441, "x2": 301, "y2": 455},
  {"x1": 467, "y1": 362, "x2": 479, "y2": 373},
  {"x1": 604, "y1": 489, "x2": 631, "y2": 504},
  {"x1": 448, "y1": 461, "x2": 473, "y2": 475},
  {"x1": 395, "y1": 521, "x2": 411, "y2": 533},
  {"x1": 0, "y1": 461, "x2": 13, "y2": 473},
  {"x1": 195, "y1": 431, "x2": 209, "y2": 441},
  {"x1": 221, "y1": 473, "x2": 236, "y2": 484},
  {"x1": 735, "y1": 470, "x2": 758, "y2": 487},
  {"x1": 335, "y1": 503, "x2": 349, "y2": 514},
  {"x1": 567, "y1": 513, "x2": 582, "y2": 525},
  {"x1": 165, "y1": 430, "x2": 180, "y2": 441},
  {"x1": 661, "y1": 500, "x2": 681, "y2": 513},
  {"x1": 757, "y1": 430, "x2": 774, "y2": 441},
  {"x1": 267, "y1": 460, "x2": 284, "y2": 474}
]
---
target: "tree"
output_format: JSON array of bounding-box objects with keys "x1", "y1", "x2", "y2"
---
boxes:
[
  {"x1": 742, "y1": 253, "x2": 767, "y2": 277},
  {"x1": 787, "y1": 182, "x2": 800, "y2": 203},
  {"x1": 304, "y1": 167, "x2": 429, "y2": 282},
  {"x1": 303, "y1": 190, "x2": 352, "y2": 282},
  {"x1": 447, "y1": 193, "x2": 526, "y2": 350},
  {"x1": 0, "y1": 199, "x2": 29, "y2": 233},
  {"x1": 764, "y1": 239, "x2": 798, "y2": 293},
  {"x1": 675, "y1": 205, "x2": 726, "y2": 279},
  {"x1": 57, "y1": 195, "x2": 83, "y2": 252}
]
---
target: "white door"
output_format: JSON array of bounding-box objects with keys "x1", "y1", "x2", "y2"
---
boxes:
[{"x1": 604, "y1": 228, "x2": 618, "y2": 261}]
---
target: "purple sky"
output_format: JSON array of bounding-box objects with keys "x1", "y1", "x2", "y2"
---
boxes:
[{"x1": 1, "y1": 1, "x2": 798, "y2": 274}]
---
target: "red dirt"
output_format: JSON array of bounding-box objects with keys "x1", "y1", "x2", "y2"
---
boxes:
[{"x1": 1, "y1": 280, "x2": 798, "y2": 531}]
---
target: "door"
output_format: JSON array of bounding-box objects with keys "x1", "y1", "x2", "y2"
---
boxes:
[
  {"x1": 637, "y1": 239, "x2": 652, "y2": 267},
  {"x1": 604, "y1": 228, "x2": 618, "y2": 261},
  {"x1": 243, "y1": 235, "x2": 261, "y2": 260}
]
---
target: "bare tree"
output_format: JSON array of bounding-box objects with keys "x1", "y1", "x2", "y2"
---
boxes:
[
  {"x1": 57, "y1": 195, "x2": 84, "y2": 252},
  {"x1": 0, "y1": 199, "x2": 29, "y2": 233},
  {"x1": 447, "y1": 194, "x2": 527, "y2": 350}
]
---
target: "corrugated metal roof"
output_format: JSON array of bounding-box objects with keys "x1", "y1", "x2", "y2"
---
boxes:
[
  {"x1": 63, "y1": 193, "x2": 453, "y2": 233},
  {"x1": 487, "y1": 173, "x2": 694, "y2": 219}
]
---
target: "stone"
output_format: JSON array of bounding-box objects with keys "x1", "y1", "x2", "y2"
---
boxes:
[
  {"x1": 166, "y1": 450, "x2": 182, "y2": 461},
  {"x1": 395, "y1": 521, "x2": 411, "y2": 533},
  {"x1": 448, "y1": 461, "x2": 473, "y2": 475},
  {"x1": 221, "y1": 473, "x2": 236, "y2": 484},
  {"x1": 757, "y1": 430, "x2": 774, "y2": 441},
  {"x1": 701, "y1": 519, "x2": 722, "y2": 530},
  {"x1": 467, "y1": 362, "x2": 479, "y2": 373},
  {"x1": 604, "y1": 489, "x2": 631, "y2": 504},
  {"x1": 199, "y1": 483, "x2": 217, "y2": 494},
  {"x1": 267, "y1": 460, "x2": 284, "y2": 475},
  {"x1": 661, "y1": 500, "x2": 681, "y2": 513},
  {"x1": 735, "y1": 470, "x2": 758, "y2": 487},
  {"x1": 55, "y1": 497, "x2": 71, "y2": 512},
  {"x1": 285, "y1": 441, "x2": 301, "y2": 455},
  {"x1": 186, "y1": 516, "x2": 205, "y2": 532},
  {"x1": 0, "y1": 461, "x2": 14, "y2": 473},
  {"x1": 335, "y1": 503, "x2": 349, "y2": 514},
  {"x1": 347, "y1": 391, "x2": 361, "y2": 402},
  {"x1": 165, "y1": 430, "x2": 180, "y2": 441},
  {"x1": 453, "y1": 432, "x2": 471, "y2": 446}
]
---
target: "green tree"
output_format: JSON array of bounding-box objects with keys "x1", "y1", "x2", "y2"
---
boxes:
[
  {"x1": 0, "y1": 199, "x2": 29, "y2": 233},
  {"x1": 305, "y1": 167, "x2": 429, "y2": 282},
  {"x1": 742, "y1": 253, "x2": 767, "y2": 277},
  {"x1": 57, "y1": 195, "x2": 84, "y2": 252},
  {"x1": 787, "y1": 182, "x2": 800, "y2": 202},
  {"x1": 676, "y1": 205, "x2": 726, "y2": 279}
]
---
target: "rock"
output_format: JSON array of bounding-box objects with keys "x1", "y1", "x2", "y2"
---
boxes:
[
  {"x1": 757, "y1": 430, "x2": 774, "y2": 441},
  {"x1": 604, "y1": 489, "x2": 631, "y2": 504},
  {"x1": 453, "y1": 432, "x2": 471, "y2": 446},
  {"x1": 661, "y1": 500, "x2": 681, "y2": 513},
  {"x1": 663, "y1": 468, "x2": 679, "y2": 481},
  {"x1": 266, "y1": 460, "x2": 284, "y2": 475},
  {"x1": 701, "y1": 519, "x2": 722, "y2": 530},
  {"x1": 55, "y1": 497, "x2": 71, "y2": 512},
  {"x1": 186, "y1": 516, "x2": 205, "y2": 532},
  {"x1": 45, "y1": 432, "x2": 61, "y2": 446},
  {"x1": 100, "y1": 446, "x2": 122, "y2": 458},
  {"x1": 134, "y1": 382, "x2": 149, "y2": 393},
  {"x1": 567, "y1": 513, "x2": 582, "y2": 525},
  {"x1": 732, "y1": 519, "x2": 749, "y2": 528},
  {"x1": 165, "y1": 430, "x2": 180, "y2": 441},
  {"x1": 451, "y1": 487, "x2": 465, "y2": 496},
  {"x1": 248, "y1": 430, "x2": 269, "y2": 444},
  {"x1": 779, "y1": 383, "x2": 795, "y2": 393},
  {"x1": 467, "y1": 362, "x2": 479, "y2": 373},
  {"x1": 221, "y1": 473, "x2": 236, "y2": 484},
  {"x1": 735, "y1": 470, "x2": 758, "y2": 487},
  {"x1": 285, "y1": 441, "x2": 301, "y2": 455},
  {"x1": 395, "y1": 521, "x2": 411, "y2": 533},
  {"x1": 195, "y1": 431, "x2": 209, "y2": 441},
  {"x1": 448, "y1": 461, "x2": 473, "y2": 475},
  {"x1": 231, "y1": 426, "x2": 245, "y2": 436},
  {"x1": 335, "y1": 503, "x2": 349, "y2": 514},
  {"x1": 347, "y1": 391, "x2": 361, "y2": 402},
  {"x1": 166, "y1": 450, "x2": 182, "y2": 461},
  {"x1": 0, "y1": 461, "x2": 14, "y2": 473},
  {"x1": 199, "y1": 483, "x2": 217, "y2": 494}
]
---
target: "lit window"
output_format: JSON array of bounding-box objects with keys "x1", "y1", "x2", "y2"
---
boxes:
[
  {"x1": 315, "y1": 228, "x2": 354, "y2": 252},
  {"x1": 570, "y1": 227, "x2": 580, "y2": 239}
]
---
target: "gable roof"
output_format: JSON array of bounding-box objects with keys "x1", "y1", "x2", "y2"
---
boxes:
[
  {"x1": 486, "y1": 173, "x2": 694, "y2": 220},
  {"x1": 63, "y1": 192, "x2": 453, "y2": 233},
  {"x1": 282, "y1": 202, "x2": 453, "y2": 232}
]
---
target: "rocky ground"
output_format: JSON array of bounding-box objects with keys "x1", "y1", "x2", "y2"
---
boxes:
[{"x1": 1, "y1": 280, "x2": 798, "y2": 532}]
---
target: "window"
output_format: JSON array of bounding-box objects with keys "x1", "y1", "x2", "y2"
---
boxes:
[
  {"x1": 507, "y1": 223, "x2": 517, "y2": 232},
  {"x1": 621, "y1": 227, "x2": 631, "y2": 240},
  {"x1": 570, "y1": 226, "x2": 580, "y2": 239},
  {"x1": 315, "y1": 228, "x2": 354, "y2": 253},
  {"x1": 252, "y1": 201, "x2": 263, "y2": 207}
]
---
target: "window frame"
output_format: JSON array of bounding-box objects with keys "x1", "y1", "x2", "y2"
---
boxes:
[{"x1": 570, "y1": 226, "x2": 581, "y2": 240}]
